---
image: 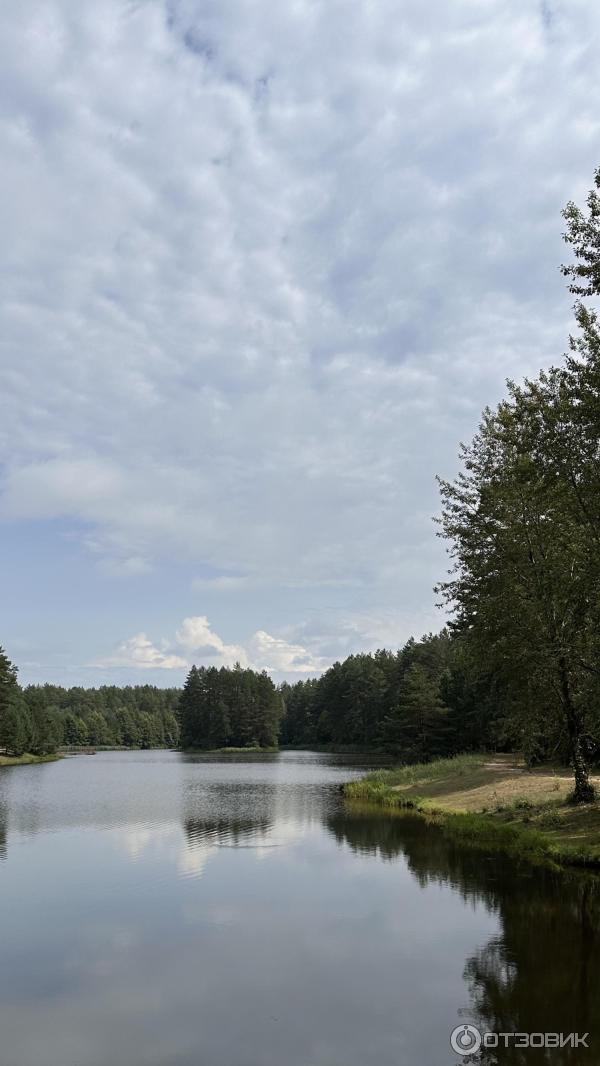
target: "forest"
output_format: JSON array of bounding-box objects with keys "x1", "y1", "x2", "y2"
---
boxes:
[
  {"x1": 178, "y1": 664, "x2": 282, "y2": 750},
  {"x1": 0, "y1": 633, "x2": 490, "y2": 758},
  {"x1": 0, "y1": 651, "x2": 180, "y2": 755},
  {"x1": 2, "y1": 170, "x2": 600, "y2": 800},
  {"x1": 0, "y1": 651, "x2": 284, "y2": 755},
  {"x1": 279, "y1": 631, "x2": 495, "y2": 757}
]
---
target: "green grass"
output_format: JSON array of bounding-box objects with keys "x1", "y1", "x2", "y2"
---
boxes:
[
  {"x1": 344, "y1": 753, "x2": 600, "y2": 869},
  {"x1": 352, "y1": 752, "x2": 484, "y2": 786},
  {"x1": 0, "y1": 752, "x2": 61, "y2": 767},
  {"x1": 345, "y1": 753, "x2": 485, "y2": 803}
]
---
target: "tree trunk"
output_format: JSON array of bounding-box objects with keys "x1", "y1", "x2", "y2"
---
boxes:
[
  {"x1": 559, "y1": 657, "x2": 595, "y2": 803},
  {"x1": 570, "y1": 732, "x2": 595, "y2": 804}
]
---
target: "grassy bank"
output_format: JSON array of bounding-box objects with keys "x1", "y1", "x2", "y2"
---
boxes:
[
  {"x1": 344, "y1": 753, "x2": 600, "y2": 868},
  {"x1": 0, "y1": 753, "x2": 61, "y2": 768}
]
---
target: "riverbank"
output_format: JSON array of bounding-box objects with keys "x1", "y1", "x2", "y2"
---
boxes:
[
  {"x1": 280, "y1": 743, "x2": 390, "y2": 754},
  {"x1": 344, "y1": 753, "x2": 600, "y2": 868},
  {"x1": 0, "y1": 753, "x2": 62, "y2": 768},
  {"x1": 60, "y1": 745, "x2": 279, "y2": 756},
  {"x1": 182, "y1": 746, "x2": 278, "y2": 754}
]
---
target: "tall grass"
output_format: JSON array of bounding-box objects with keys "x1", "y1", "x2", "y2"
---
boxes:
[{"x1": 345, "y1": 753, "x2": 484, "y2": 801}]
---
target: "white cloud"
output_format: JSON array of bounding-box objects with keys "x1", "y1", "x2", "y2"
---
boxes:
[
  {"x1": 175, "y1": 615, "x2": 247, "y2": 666},
  {"x1": 94, "y1": 633, "x2": 189, "y2": 671},
  {"x1": 249, "y1": 630, "x2": 329, "y2": 675},
  {"x1": 94, "y1": 616, "x2": 330, "y2": 678}
]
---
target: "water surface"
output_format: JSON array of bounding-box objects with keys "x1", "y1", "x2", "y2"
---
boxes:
[{"x1": 0, "y1": 750, "x2": 597, "y2": 1065}]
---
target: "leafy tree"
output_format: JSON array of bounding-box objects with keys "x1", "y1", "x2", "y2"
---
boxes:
[
  {"x1": 436, "y1": 348, "x2": 600, "y2": 801},
  {"x1": 561, "y1": 166, "x2": 600, "y2": 298},
  {"x1": 86, "y1": 711, "x2": 110, "y2": 747},
  {"x1": 63, "y1": 713, "x2": 89, "y2": 746}
]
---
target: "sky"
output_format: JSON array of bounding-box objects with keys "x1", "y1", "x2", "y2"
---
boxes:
[{"x1": 1, "y1": 0, "x2": 599, "y2": 687}]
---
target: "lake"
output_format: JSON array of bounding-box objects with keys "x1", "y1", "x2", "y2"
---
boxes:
[{"x1": 0, "y1": 750, "x2": 597, "y2": 1065}]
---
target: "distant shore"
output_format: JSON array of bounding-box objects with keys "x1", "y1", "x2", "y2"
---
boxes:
[
  {"x1": 344, "y1": 753, "x2": 600, "y2": 869},
  {"x1": 280, "y1": 743, "x2": 391, "y2": 755},
  {"x1": 181, "y1": 746, "x2": 279, "y2": 755}
]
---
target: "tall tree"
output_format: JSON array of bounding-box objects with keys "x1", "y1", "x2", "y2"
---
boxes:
[
  {"x1": 383, "y1": 663, "x2": 449, "y2": 760},
  {"x1": 178, "y1": 666, "x2": 205, "y2": 749},
  {"x1": 0, "y1": 648, "x2": 31, "y2": 756},
  {"x1": 437, "y1": 362, "x2": 599, "y2": 801}
]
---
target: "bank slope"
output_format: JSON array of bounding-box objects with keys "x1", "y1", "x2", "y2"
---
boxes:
[{"x1": 344, "y1": 754, "x2": 600, "y2": 868}]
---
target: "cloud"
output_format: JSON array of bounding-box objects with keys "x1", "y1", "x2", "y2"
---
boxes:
[
  {"x1": 249, "y1": 630, "x2": 328, "y2": 675},
  {"x1": 94, "y1": 633, "x2": 189, "y2": 671},
  {"x1": 175, "y1": 615, "x2": 247, "y2": 665},
  {"x1": 2, "y1": 1, "x2": 600, "y2": 677},
  {"x1": 94, "y1": 616, "x2": 329, "y2": 678}
]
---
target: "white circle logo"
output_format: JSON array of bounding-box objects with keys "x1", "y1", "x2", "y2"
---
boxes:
[{"x1": 450, "y1": 1024, "x2": 482, "y2": 1056}]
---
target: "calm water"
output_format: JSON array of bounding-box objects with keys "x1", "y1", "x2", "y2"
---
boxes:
[{"x1": 0, "y1": 751, "x2": 598, "y2": 1066}]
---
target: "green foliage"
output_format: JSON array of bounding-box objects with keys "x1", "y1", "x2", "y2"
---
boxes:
[
  {"x1": 279, "y1": 633, "x2": 486, "y2": 760},
  {"x1": 0, "y1": 647, "x2": 31, "y2": 756},
  {"x1": 178, "y1": 664, "x2": 283, "y2": 750},
  {"x1": 382, "y1": 662, "x2": 449, "y2": 760},
  {"x1": 561, "y1": 166, "x2": 600, "y2": 298},
  {"x1": 0, "y1": 691, "x2": 32, "y2": 757},
  {"x1": 435, "y1": 166, "x2": 600, "y2": 802},
  {"x1": 0, "y1": 667, "x2": 182, "y2": 756}
]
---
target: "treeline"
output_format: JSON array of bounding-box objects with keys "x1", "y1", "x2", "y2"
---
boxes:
[
  {"x1": 0, "y1": 650, "x2": 179, "y2": 756},
  {"x1": 280, "y1": 631, "x2": 499, "y2": 759},
  {"x1": 179, "y1": 665, "x2": 282, "y2": 749},
  {"x1": 0, "y1": 637, "x2": 497, "y2": 760}
]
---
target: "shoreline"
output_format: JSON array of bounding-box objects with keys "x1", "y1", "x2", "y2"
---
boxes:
[
  {"x1": 280, "y1": 744, "x2": 391, "y2": 754},
  {"x1": 181, "y1": 746, "x2": 279, "y2": 755},
  {"x1": 0, "y1": 753, "x2": 62, "y2": 768},
  {"x1": 344, "y1": 753, "x2": 600, "y2": 870}
]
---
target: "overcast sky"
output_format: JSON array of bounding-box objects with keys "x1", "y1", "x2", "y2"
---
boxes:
[{"x1": 1, "y1": 0, "x2": 599, "y2": 686}]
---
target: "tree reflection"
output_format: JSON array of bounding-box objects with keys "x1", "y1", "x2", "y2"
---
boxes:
[
  {"x1": 328, "y1": 809, "x2": 600, "y2": 1063},
  {"x1": 183, "y1": 816, "x2": 273, "y2": 850},
  {"x1": 0, "y1": 800, "x2": 7, "y2": 860}
]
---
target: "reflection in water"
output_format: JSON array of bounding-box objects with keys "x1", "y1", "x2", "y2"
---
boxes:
[
  {"x1": 184, "y1": 817, "x2": 273, "y2": 849},
  {"x1": 0, "y1": 798, "x2": 7, "y2": 860},
  {"x1": 463, "y1": 873, "x2": 599, "y2": 1064},
  {"x1": 0, "y1": 752, "x2": 598, "y2": 1066},
  {"x1": 328, "y1": 810, "x2": 600, "y2": 1062}
]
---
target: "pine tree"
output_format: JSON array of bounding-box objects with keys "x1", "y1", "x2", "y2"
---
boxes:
[
  {"x1": 383, "y1": 664, "x2": 448, "y2": 761},
  {"x1": 178, "y1": 666, "x2": 206, "y2": 748},
  {"x1": 0, "y1": 647, "x2": 31, "y2": 756}
]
